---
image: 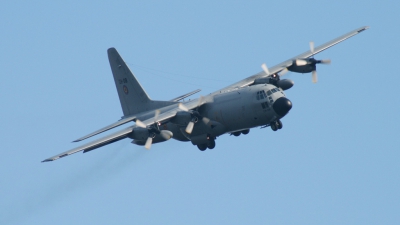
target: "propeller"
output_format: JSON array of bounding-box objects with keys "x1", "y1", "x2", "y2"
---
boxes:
[
  {"x1": 292, "y1": 41, "x2": 331, "y2": 83},
  {"x1": 178, "y1": 96, "x2": 208, "y2": 134},
  {"x1": 309, "y1": 41, "x2": 330, "y2": 83},
  {"x1": 134, "y1": 110, "x2": 164, "y2": 150},
  {"x1": 261, "y1": 63, "x2": 270, "y2": 75},
  {"x1": 262, "y1": 63, "x2": 289, "y2": 77}
]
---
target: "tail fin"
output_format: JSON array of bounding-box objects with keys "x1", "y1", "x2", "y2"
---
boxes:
[{"x1": 108, "y1": 48, "x2": 172, "y2": 116}]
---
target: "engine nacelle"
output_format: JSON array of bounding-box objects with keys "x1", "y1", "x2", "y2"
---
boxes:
[
  {"x1": 128, "y1": 127, "x2": 149, "y2": 141},
  {"x1": 253, "y1": 77, "x2": 293, "y2": 90},
  {"x1": 170, "y1": 111, "x2": 192, "y2": 126},
  {"x1": 287, "y1": 58, "x2": 316, "y2": 73},
  {"x1": 130, "y1": 129, "x2": 173, "y2": 146},
  {"x1": 277, "y1": 79, "x2": 294, "y2": 90}
]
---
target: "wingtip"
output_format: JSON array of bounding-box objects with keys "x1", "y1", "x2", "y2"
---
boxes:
[
  {"x1": 358, "y1": 26, "x2": 370, "y2": 33},
  {"x1": 41, "y1": 159, "x2": 53, "y2": 163}
]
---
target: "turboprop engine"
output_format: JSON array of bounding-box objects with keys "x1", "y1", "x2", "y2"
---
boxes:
[
  {"x1": 130, "y1": 110, "x2": 173, "y2": 149},
  {"x1": 253, "y1": 76, "x2": 294, "y2": 90},
  {"x1": 129, "y1": 127, "x2": 173, "y2": 146}
]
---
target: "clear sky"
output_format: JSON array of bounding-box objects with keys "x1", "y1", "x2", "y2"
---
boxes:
[{"x1": 1, "y1": 1, "x2": 399, "y2": 225}]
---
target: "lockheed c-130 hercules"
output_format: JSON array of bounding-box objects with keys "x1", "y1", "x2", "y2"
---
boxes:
[{"x1": 42, "y1": 26, "x2": 369, "y2": 162}]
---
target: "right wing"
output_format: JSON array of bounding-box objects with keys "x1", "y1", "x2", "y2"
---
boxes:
[
  {"x1": 73, "y1": 115, "x2": 136, "y2": 142},
  {"x1": 42, "y1": 99, "x2": 203, "y2": 162},
  {"x1": 73, "y1": 90, "x2": 203, "y2": 142},
  {"x1": 42, "y1": 126, "x2": 134, "y2": 162}
]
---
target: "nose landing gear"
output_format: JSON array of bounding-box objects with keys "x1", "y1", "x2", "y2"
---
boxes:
[{"x1": 270, "y1": 119, "x2": 283, "y2": 131}]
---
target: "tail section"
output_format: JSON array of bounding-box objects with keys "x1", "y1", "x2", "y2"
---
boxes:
[{"x1": 108, "y1": 48, "x2": 175, "y2": 116}]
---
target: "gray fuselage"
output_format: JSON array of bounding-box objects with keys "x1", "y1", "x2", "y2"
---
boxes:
[{"x1": 161, "y1": 84, "x2": 290, "y2": 145}]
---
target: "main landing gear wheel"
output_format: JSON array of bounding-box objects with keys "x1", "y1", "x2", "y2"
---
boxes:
[
  {"x1": 197, "y1": 144, "x2": 207, "y2": 151},
  {"x1": 207, "y1": 139, "x2": 216, "y2": 149},
  {"x1": 233, "y1": 132, "x2": 241, "y2": 136}
]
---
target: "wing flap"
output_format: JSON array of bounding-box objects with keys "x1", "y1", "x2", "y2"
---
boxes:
[
  {"x1": 73, "y1": 115, "x2": 136, "y2": 142},
  {"x1": 169, "y1": 89, "x2": 201, "y2": 102}
]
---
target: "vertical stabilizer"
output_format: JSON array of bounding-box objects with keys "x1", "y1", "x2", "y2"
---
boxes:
[{"x1": 108, "y1": 48, "x2": 151, "y2": 116}]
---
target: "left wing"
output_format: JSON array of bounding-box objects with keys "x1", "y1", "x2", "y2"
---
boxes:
[
  {"x1": 214, "y1": 26, "x2": 369, "y2": 93},
  {"x1": 42, "y1": 99, "x2": 203, "y2": 162}
]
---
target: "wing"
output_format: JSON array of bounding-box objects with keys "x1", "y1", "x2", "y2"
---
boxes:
[
  {"x1": 169, "y1": 89, "x2": 201, "y2": 102},
  {"x1": 42, "y1": 99, "x2": 203, "y2": 162},
  {"x1": 42, "y1": 126, "x2": 133, "y2": 162},
  {"x1": 73, "y1": 115, "x2": 136, "y2": 142},
  {"x1": 215, "y1": 26, "x2": 369, "y2": 92},
  {"x1": 268, "y1": 26, "x2": 369, "y2": 74}
]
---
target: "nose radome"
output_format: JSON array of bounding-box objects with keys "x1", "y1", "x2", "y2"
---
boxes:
[{"x1": 273, "y1": 97, "x2": 292, "y2": 117}]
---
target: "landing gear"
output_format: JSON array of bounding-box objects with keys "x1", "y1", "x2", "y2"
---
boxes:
[
  {"x1": 276, "y1": 120, "x2": 283, "y2": 129},
  {"x1": 197, "y1": 144, "x2": 207, "y2": 151},
  {"x1": 271, "y1": 122, "x2": 278, "y2": 131},
  {"x1": 241, "y1": 129, "x2": 250, "y2": 135},
  {"x1": 233, "y1": 129, "x2": 249, "y2": 136},
  {"x1": 197, "y1": 138, "x2": 216, "y2": 151},
  {"x1": 233, "y1": 132, "x2": 241, "y2": 136},
  {"x1": 270, "y1": 120, "x2": 283, "y2": 131},
  {"x1": 207, "y1": 139, "x2": 215, "y2": 149}
]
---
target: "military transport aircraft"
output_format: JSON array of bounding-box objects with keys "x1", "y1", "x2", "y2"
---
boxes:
[{"x1": 42, "y1": 26, "x2": 369, "y2": 162}]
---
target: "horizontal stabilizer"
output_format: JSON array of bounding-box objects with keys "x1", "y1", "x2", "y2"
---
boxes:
[
  {"x1": 42, "y1": 127, "x2": 133, "y2": 162},
  {"x1": 73, "y1": 115, "x2": 136, "y2": 142},
  {"x1": 169, "y1": 89, "x2": 201, "y2": 102}
]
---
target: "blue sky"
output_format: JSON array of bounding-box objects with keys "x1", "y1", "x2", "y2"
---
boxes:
[{"x1": 1, "y1": 1, "x2": 399, "y2": 225}]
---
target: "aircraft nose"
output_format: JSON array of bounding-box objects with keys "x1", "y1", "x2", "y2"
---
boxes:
[{"x1": 273, "y1": 97, "x2": 292, "y2": 117}]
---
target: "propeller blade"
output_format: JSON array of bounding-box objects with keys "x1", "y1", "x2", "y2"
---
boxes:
[
  {"x1": 135, "y1": 119, "x2": 147, "y2": 128},
  {"x1": 320, "y1": 59, "x2": 331, "y2": 65},
  {"x1": 144, "y1": 137, "x2": 153, "y2": 150},
  {"x1": 261, "y1": 63, "x2": 270, "y2": 75},
  {"x1": 279, "y1": 68, "x2": 289, "y2": 76},
  {"x1": 312, "y1": 70, "x2": 318, "y2": 83},
  {"x1": 154, "y1": 109, "x2": 160, "y2": 122},
  {"x1": 178, "y1": 103, "x2": 189, "y2": 112},
  {"x1": 185, "y1": 121, "x2": 194, "y2": 134},
  {"x1": 310, "y1": 41, "x2": 315, "y2": 54},
  {"x1": 202, "y1": 117, "x2": 210, "y2": 125},
  {"x1": 295, "y1": 59, "x2": 308, "y2": 66}
]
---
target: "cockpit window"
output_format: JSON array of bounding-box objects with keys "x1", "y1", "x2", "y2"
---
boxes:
[
  {"x1": 257, "y1": 91, "x2": 266, "y2": 100},
  {"x1": 261, "y1": 102, "x2": 270, "y2": 109},
  {"x1": 267, "y1": 90, "x2": 272, "y2": 96},
  {"x1": 271, "y1": 89, "x2": 277, "y2": 93}
]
